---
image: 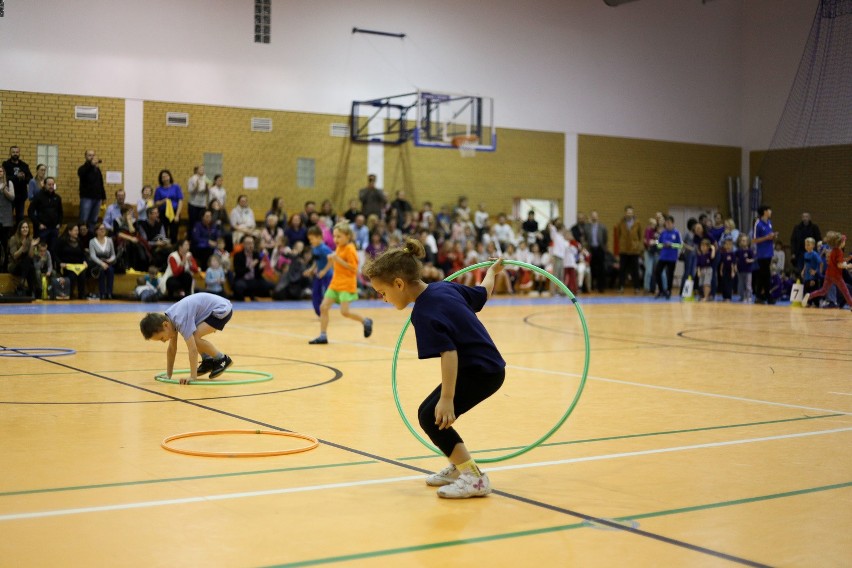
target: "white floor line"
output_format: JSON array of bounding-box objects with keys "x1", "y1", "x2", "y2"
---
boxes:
[
  {"x1": 828, "y1": 392, "x2": 852, "y2": 397},
  {"x1": 230, "y1": 322, "x2": 852, "y2": 416},
  {"x1": 3, "y1": 426, "x2": 851, "y2": 523},
  {"x1": 509, "y1": 365, "x2": 852, "y2": 416}
]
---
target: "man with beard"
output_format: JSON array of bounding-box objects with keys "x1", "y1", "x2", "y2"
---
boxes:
[{"x1": 2, "y1": 146, "x2": 33, "y2": 225}]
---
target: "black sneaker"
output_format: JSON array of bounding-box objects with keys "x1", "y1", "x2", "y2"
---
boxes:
[
  {"x1": 197, "y1": 357, "x2": 217, "y2": 376},
  {"x1": 209, "y1": 355, "x2": 233, "y2": 379},
  {"x1": 309, "y1": 336, "x2": 328, "y2": 344},
  {"x1": 363, "y1": 318, "x2": 373, "y2": 338}
]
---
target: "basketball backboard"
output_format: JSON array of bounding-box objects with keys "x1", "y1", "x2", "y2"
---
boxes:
[{"x1": 350, "y1": 90, "x2": 496, "y2": 152}]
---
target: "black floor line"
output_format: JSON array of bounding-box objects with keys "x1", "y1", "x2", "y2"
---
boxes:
[{"x1": 9, "y1": 346, "x2": 772, "y2": 567}]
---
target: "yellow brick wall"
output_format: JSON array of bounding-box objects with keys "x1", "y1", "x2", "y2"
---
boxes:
[
  {"x1": 578, "y1": 135, "x2": 741, "y2": 249},
  {"x1": 383, "y1": 128, "x2": 565, "y2": 218},
  {"x1": 143, "y1": 101, "x2": 367, "y2": 222},
  {"x1": 750, "y1": 145, "x2": 851, "y2": 242},
  {"x1": 0, "y1": 90, "x2": 125, "y2": 216}
]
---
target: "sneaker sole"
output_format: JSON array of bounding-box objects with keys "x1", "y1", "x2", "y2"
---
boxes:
[
  {"x1": 436, "y1": 488, "x2": 491, "y2": 499},
  {"x1": 425, "y1": 476, "x2": 458, "y2": 487}
]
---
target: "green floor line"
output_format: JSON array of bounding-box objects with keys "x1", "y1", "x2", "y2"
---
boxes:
[
  {"x1": 265, "y1": 480, "x2": 852, "y2": 568},
  {"x1": 0, "y1": 413, "x2": 842, "y2": 497}
]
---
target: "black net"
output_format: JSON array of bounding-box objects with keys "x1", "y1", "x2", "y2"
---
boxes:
[{"x1": 754, "y1": 0, "x2": 852, "y2": 233}]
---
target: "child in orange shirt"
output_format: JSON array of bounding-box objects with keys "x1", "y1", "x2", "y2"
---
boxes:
[{"x1": 309, "y1": 222, "x2": 373, "y2": 344}]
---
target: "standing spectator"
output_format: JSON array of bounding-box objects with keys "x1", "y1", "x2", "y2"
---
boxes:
[
  {"x1": 789, "y1": 212, "x2": 821, "y2": 274},
  {"x1": 54, "y1": 224, "x2": 89, "y2": 300},
  {"x1": 752, "y1": 205, "x2": 777, "y2": 304},
  {"x1": 103, "y1": 190, "x2": 126, "y2": 235},
  {"x1": 653, "y1": 215, "x2": 681, "y2": 300},
  {"x1": 208, "y1": 175, "x2": 227, "y2": 209},
  {"x1": 680, "y1": 218, "x2": 699, "y2": 295},
  {"x1": 229, "y1": 194, "x2": 258, "y2": 246},
  {"x1": 160, "y1": 238, "x2": 199, "y2": 299},
  {"x1": 77, "y1": 150, "x2": 106, "y2": 229},
  {"x1": 643, "y1": 217, "x2": 660, "y2": 294},
  {"x1": 521, "y1": 210, "x2": 540, "y2": 246},
  {"x1": 475, "y1": 203, "x2": 491, "y2": 241},
  {"x1": 2, "y1": 146, "x2": 33, "y2": 225},
  {"x1": 7, "y1": 220, "x2": 38, "y2": 296},
  {"x1": 717, "y1": 238, "x2": 737, "y2": 301},
  {"x1": 232, "y1": 235, "x2": 272, "y2": 301},
  {"x1": 0, "y1": 168, "x2": 14, "y2": 271},
  {"x1": 186, "y1": 165, "x2": 210, "y2": 232},
  {"x1": 613, "y1": 206, "x2": 643, "y2": 293},
  {"x1": 89, "y1": 223, "x2": 116, "y2": 299},
  {"x1": 359, "y1": 174, "x2": 387, "y2": 220},
  {"x1": 28, "y1": 163, "x2": 47, "y2": 202},
  {"x1": 735, "y1": 233, "x2": 755, "y2": 302},
  {"x1": 27, "y1": 177, "x2": 63, "y2": 249},
  {"x1": 154, "y1": 169, "x2": 184, "y2": 242},
  {"x1": 584, "y1": 210, "x2": 608, "y2": 293},
  {"x1": 491, "y1": 213, "x2": 516, "y2": 252},
  {"x1": 570, "y1": 212, "x2": 588, "y2": 246}
]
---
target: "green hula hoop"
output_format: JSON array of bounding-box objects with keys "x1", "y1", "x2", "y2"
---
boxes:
[
  {"x1": 155, "y1": 369, "x2": 274, "y2": 385},
  {"x1": 391, "y1": 259, "x2": 591, "y2": 463}
]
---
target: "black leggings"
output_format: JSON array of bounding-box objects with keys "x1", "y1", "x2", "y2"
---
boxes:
[{"x1": 418, "y1": 368, "x2": 505, "y2": 457}]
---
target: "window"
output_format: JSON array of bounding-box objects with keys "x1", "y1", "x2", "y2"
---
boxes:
[
  {"x1": 254, "y1": 0, "x2": 271, "y2": 44},
  {"x1": 36, "y1": 144, "x2": 59, "y2": 178},
  {"x1": 297, "y1": 158, "x2": 315, "y2": 189},
  {"x1": 204, "y1": 153, "x2": 223, "y2": 178}
]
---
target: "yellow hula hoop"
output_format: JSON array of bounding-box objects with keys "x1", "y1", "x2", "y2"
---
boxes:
[{"x1": 161, "y1": 429, "x2": 319, "y2": 457}]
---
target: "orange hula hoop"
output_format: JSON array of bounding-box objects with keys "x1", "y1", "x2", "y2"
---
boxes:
[{"x1": 161, "y1": 429, "x2": 319, "y2": 457}]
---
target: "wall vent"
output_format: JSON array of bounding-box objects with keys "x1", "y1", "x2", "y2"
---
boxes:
[
  {"x1": 251, "y1": 117, "x2": 273, "y2": 132},
  {"x1": 166, "y1": 112, "x2": 189, "y2": 127},
  {"x1": 75, "y1": 106, "x2": 99, "y2": 121},
  {"x1": 330, "y1": 123, "x2": 350, "y2": 138}
]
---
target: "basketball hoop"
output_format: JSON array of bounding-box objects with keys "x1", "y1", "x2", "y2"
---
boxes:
[{"x1": 452, "y1": 135, "x2": 479, "y2": 158}]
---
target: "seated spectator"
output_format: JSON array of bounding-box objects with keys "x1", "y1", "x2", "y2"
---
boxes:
[
  {"x1": 204, "y1": 254, "x2": 227, "y2": 297},
  {"x1": 230, "y1": 194, "x2": 259, "y2": 245},
  {"x1": 232, "y1": 235, "x2": 272, "y2": 301},
  {"x1": 7, "y1": 220, "x2": 38, "y2": 296},
  {"x1": 284, "y1": 213, "x2": 307, "y2": 248},
  {"x1": 191, "y1": 209, "x2": 220, "y2": 269},
  {"x1": 159, "y1": 238, "x2": 199, "y2": 299},
  {"x1": 54, "y1": 224, "x2": 89, "y2": 300},
  {"x1": 350, "y1": 214, "x2": 369, "y2": 251},
  {"x1": 259, "y1": 214, "x2": 284, "y2": 256},
  {"x1": 137, "y1": 207, "x2": 172, "y2": 270},
  {"x1": 136, "y1": 185, "x2": 154, "y2": 218},
  {"x1": 32, "y1": 240, "x2": 53, "y2": 299},
  {"x1": 115, "y1": 205, "x2": 149, "y2": 271},
  {"x1": 102, "y1": 190, "x2": 126, "y2": 235},
  {"x1": 134, "y1": 275, "x2": 160, "y2": 302}
]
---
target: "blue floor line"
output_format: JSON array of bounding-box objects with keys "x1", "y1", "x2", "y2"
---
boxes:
[{"x1": 0, "y1": 295, "x2": 792, "y2": 315}]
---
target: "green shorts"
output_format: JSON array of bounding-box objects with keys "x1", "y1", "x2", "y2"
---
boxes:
[{"x1": 324, "y1": 289, "x2": 359, "y2": 304}]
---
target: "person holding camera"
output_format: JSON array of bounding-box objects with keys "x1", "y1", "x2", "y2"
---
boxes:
[{"x1": 77, "y1": 149, "x2": 106, "y2": 229}]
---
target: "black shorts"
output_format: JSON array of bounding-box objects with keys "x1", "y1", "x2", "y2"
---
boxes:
[{"x1": 203, "y1": 309, "x2": 233, "y2": 331}]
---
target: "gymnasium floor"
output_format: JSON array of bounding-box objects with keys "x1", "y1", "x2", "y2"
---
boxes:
[{"x1": 1, "y1": 293, "x2": 850, "y2": 567}]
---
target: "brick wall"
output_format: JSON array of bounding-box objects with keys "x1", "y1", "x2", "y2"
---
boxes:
[
  {"x1": 0, "y1": 90, "x2": 125, "y2": 218},
  {"x1": 578, "y1": 134, "x2": 741, "y2": 249},
  {"x1": 750, "y1": 145, "x2": 852, "y2": 243}
]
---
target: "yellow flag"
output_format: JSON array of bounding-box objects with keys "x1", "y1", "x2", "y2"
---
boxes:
[{"x1": 165, "y1": 198, "x2": 175, "y2": 222}]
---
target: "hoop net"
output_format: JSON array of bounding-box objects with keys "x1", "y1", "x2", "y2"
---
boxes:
[{"x1": 452, "y1": 135, "x2": 479, "y2": 158}]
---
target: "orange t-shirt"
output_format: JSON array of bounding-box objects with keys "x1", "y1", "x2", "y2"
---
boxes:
[{"x1": 330, "y1": 242, "x2": 358, "y2": 292}]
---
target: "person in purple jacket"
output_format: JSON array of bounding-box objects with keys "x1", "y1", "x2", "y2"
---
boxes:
[
  {"x1": 364, "y1": 238, "x2": 506, "y2": 499},
  {"x1": 653, "y1": 215, "x2": 681, "y2": 299}
]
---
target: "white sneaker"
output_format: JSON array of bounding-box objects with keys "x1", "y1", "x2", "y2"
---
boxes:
[
  {"x1": 436, "y1": 472, "x2": 491, "y2": 499},
  {"x1": 425, "y1": 464, "x2": 460, "y2": 487}
]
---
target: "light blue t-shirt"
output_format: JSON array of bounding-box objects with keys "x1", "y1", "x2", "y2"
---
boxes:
[{"x1": 165, "y1": 292, "x2": 232, "y2": 340}]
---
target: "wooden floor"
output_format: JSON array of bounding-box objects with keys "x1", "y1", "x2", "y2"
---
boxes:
[{"x1": 1, "y1": 294, "x2": 850, "y2": 567}]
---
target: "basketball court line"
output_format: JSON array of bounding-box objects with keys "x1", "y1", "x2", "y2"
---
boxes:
[
  {"x1": 264, "y1": 480, "x2": 852, "y2": 568},
  {"x1": 3, "y1": 413, "x2": 842, "y2": 498},
  {"x1": 4, "y1": 426, "x2": 850, "y2": 523},
  {"x1": 0, "y1": 346, "x2": 798, "y2": 566}
]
